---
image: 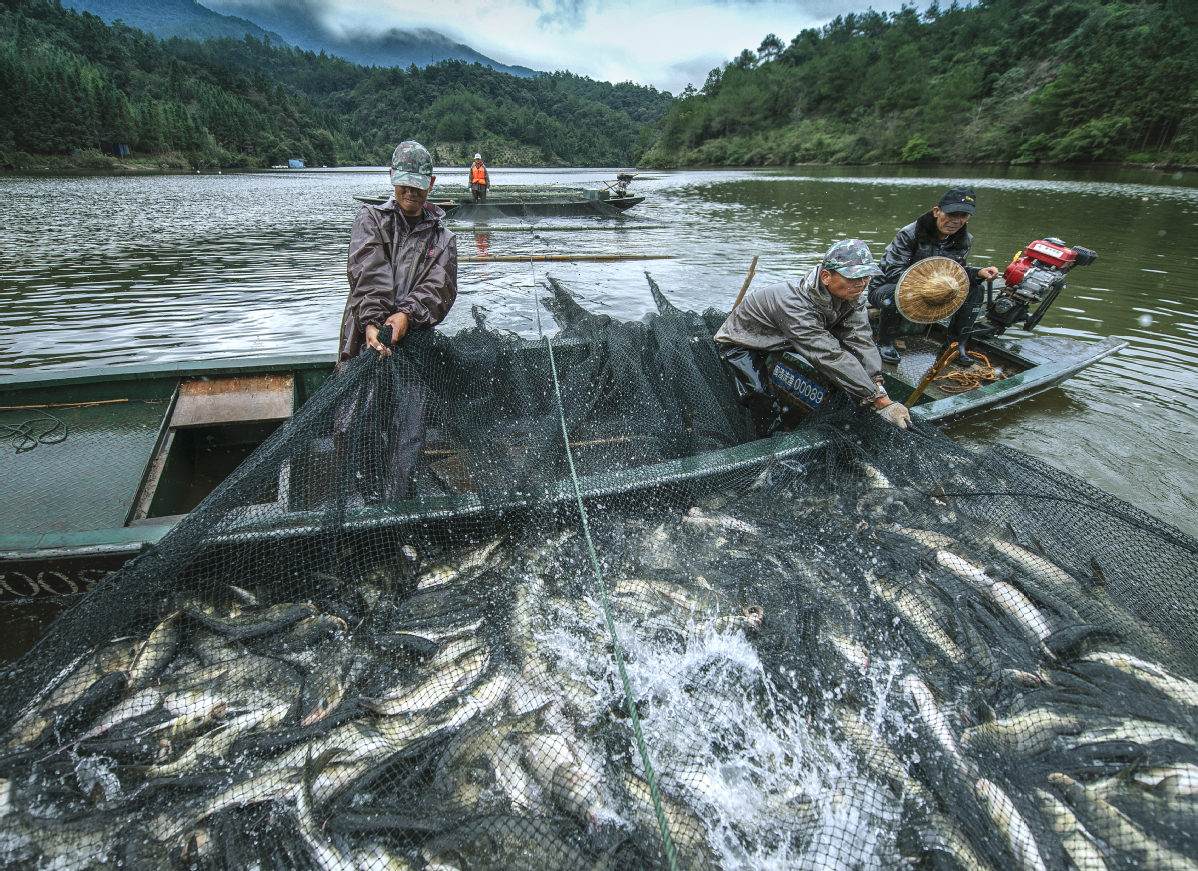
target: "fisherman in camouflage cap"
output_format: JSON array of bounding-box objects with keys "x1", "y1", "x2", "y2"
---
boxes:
[
  {"x1": 340, "y1": 140, "x2": 457, "y2": 361},
  {"x1": 337, "y1": 140, "x2": 458, "y2": 500},
  {"x1": 715, "y1": 238, "x2": 912, "y2": 431}
]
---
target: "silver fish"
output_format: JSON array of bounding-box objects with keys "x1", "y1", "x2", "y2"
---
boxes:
[
  {"x1": 961, "y1": 711, "x2": 1084, "y2": 757},
  {"x1": 1082, "y1": 650, "x2": 1198, "y2": 710},
  {"x1": 1032, "y1": 788, "x2": 1108, "y2": 871},
  {"x1": 903, "y1": 674, "x2": 967, "y2": 775},
  {"x1": 973, "y1": 777, "x2": 1048, "y2": 871},
  {"x1": 417, "y1": 537, "x2": 505, "y2": 590},
  {"x1": 128, "y1": 611, "x2": 181, "y2": 690},
  {"x1": 521, "y1": 730, "x2": 623, "y2": 830},
  {"x1": 1050, "y1": 773, "x2": 1198, "y2": 871}
]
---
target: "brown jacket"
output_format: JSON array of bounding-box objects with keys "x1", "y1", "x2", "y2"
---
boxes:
[{"x1": 339, "y1": 198, "x2": 458, "y2": 361}]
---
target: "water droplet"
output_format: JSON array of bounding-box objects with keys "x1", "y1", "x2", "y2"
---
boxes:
[{"x1": 1138, "y1": 314, "x2": 1154, "y2": 327}]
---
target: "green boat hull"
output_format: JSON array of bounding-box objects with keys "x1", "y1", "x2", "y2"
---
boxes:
[{"x1": 0, "y1": 330, "x2": 1124, "y2": 599}]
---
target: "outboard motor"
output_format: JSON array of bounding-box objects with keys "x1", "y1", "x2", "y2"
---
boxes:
[{"x1": 987, "y1": 237, "x2": 1097, "y2": 332}]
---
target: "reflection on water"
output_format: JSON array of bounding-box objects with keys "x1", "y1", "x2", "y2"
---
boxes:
[{"x1": 1, "y1": 165, "x2": 1196, "y2": 534}]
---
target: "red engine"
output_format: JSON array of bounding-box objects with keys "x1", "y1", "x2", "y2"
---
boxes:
[
  {"x1": 1002, "y1": 238, "x2": 1096, "y2": 288},
  {"x1": 985, "y1": 236, "x2": 1097, "y2": 332}
]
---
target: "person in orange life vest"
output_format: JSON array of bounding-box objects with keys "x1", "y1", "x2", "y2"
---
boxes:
[{"x1": 469, "y1": 153, "x2": 490, "y2": 203}]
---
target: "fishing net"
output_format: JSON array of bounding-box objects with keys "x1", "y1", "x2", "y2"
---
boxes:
[{"x1": 2, "y1": 276, "x2": 1197, "y2": 871}]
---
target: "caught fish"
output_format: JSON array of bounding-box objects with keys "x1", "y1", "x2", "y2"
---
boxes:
[
  {"x1": 421, "y1": 814, "x2": 614, "y2": 871},
  {"x1": 1032, "y1": 788, "x2": 1108, "y2": 871},
  {"x1": 1050, "y1": 773, "x2": 1198, "y2": 871},
  {"x1": 936, "y1": 551, "x2": 994, "y2": 588},
  {"x1": 364, "y1": 646, "x2": 489, "y2": 716},
  {"x1": 1131, "y1": 762, "x2": 1198, "y2": 797},
  {"x1": 1063, "y1": 717, "x2": 1196, "y2": 751},
  {"x1": 682, "y1": 507, "x2": 759, "y2": 535},
  {"x1": 903, "y1": 674, "x2": 967, "y2": 775},
  {"x1": 871, "y1": 574, "x2": 965, "y2": 665},
  {"x1": 521, "y1": 730, "x2": 623, "y2": 831},
  {"x1": 298, "y1": 637, "x2": 356, "y2": 726},
  {"x1": 183, "y1": 602, "x2": 318, "y2": 641},
  {"x1": 973, "y1": 777, "x2": 1048, "y2": 871},
  {"x1": 128, "y1": 612, "x2": 181, "y2": 690},
  {"x1": 1081, "y1": 650, "x2": 1198, "y2": 710},
  {"x1": 962, "y1": 711, "x2": 1084, "y2": 757},
  {"x1": 895, "y1": 527, "x2": 960, "y2": 550},
  {"x1": 623, "y1": 771, "x2": 717, "y2": 871},
  {"x1": 416, "y1": 537, "x2": 505, "y2": 590}
]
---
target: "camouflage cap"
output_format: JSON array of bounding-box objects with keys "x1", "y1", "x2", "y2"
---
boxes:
[
  {"x1": 389, "y1": 140, "x2": 434, "y2": 191},
  {"x1": 822, "y1": 238, "x2": 884, "y2": 279}
]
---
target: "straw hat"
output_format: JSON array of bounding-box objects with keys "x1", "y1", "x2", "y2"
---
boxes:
[{"x1": 895, "y1": 257, "x2": 970, "y2": 323}]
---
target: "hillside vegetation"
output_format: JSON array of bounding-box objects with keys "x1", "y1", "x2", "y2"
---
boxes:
[
  {"x1": 641, "y1": 0, "x2": 1198, "y2": 168},
  {"x1": 0, "y1": 0, "x2": 671, "y2": 168}
]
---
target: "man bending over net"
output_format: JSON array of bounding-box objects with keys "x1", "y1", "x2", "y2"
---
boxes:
[{"x1": 715, "y1": 238, "x2": 912, "y2": 433}]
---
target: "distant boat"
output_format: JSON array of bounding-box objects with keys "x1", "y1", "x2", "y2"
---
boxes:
[{"x1": 353, "y1": 176, "x2": 645, "y2": 218}]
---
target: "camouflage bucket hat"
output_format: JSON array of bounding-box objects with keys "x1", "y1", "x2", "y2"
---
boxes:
[
  {"x1": 390, "y1": 140, "x2": 434, "y2": 191},
  {"x1": 823, "y1": 238, "x2": 883, "y2": 280}
]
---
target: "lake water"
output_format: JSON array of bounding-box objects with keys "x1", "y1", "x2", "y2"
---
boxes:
[{"x1": 1, "y1": 165, "x2": 1196, "y2": 537}]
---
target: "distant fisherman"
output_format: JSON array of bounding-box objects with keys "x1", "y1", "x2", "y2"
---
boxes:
[
  {"x1": 714, "y1": 238, "x2": 912, "y2": 432},
  {"x1": 869, "y1": 186, "x2": 1000, "y2": 367},
  {"x1": 339, "y1": 140, "x2": 458, "y2": 360},
  {"x1": 469, "y1": 152, "x2": 490, "y2": 204}
]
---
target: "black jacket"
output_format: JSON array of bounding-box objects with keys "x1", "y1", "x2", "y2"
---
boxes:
[{"x1": 873, "y1": 210, "x2": 981, "y2": 289}]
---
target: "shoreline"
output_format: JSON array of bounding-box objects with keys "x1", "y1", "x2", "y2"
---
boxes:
[{"x1": 4, "y1": 154, "x2": 1194, "y2": 178}]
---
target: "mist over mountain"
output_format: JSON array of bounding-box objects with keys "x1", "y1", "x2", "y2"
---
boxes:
[
  {"x1": 68, "y1": 0, "x2": 536, "y2": 76},
  {"x1": 66, "y1": 0, "x2": 287, "y2": 44},
  {"x1": 207, "y1": 0, "x2": 536, "y2": 75}
]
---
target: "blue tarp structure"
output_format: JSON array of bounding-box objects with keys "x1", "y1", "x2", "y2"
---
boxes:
[{"x1": 288, "y1": 159, "x2": 304, "y2": 168}]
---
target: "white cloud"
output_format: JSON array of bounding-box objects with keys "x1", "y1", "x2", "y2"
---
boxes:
[{"x1": 208, "y1": 0, "x2": 885, "y2": 91}]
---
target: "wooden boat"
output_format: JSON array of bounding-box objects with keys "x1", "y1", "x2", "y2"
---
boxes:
[
  {"x1": 0, "y1": 308, "x2": 1123, "y2": 600},
  {"x1": 352, "y1": 184, "x2": 645, "y2": 218}
]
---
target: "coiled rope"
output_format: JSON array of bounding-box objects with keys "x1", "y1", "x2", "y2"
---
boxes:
[
  {"x1": 1, "y1": 413, "x2": 67, "y2": 453},
  {"x1": 532, "y1": 259, "x2": 681, "y2": 871},
  {"x1": 933, "y1": 350, "x2": 1006, "y2": 393}
]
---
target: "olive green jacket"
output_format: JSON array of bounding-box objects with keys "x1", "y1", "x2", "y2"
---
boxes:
[{"x1": 714, "y1": 267, "x2": 885, "y2": 402}]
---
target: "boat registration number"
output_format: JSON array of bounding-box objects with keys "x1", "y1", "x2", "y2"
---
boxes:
[{"x1": 771, "y1": 362, "x2": 827, "y2": 412}]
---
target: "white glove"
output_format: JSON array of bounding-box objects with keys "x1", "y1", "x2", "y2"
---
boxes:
[{"x1": 876, "y1": 401, "x2": 911, "y2": 429}]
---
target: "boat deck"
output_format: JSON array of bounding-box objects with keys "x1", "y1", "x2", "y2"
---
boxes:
[{"x1": 0, "y1": 399, "x2": 170, "y2": 540}]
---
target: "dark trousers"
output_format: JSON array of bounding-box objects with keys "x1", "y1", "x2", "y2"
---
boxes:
[
  {"x1": 718, "y1": 344, "x2": 783, "y2": 438},
  {"x1": 867, "y1": 281, "x2": 897, "y2": 310},
  {"x1": 334, "y1": 358, "x2": 428, "y2": 503},
  {"x1": 470, "y1": 183, "x2": 487, "y2": 203},
  {"x1": 946, "y1": 282, "x2": 986, "y2": 347}
]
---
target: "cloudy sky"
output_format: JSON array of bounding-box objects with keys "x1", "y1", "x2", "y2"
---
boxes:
[{"x1": 205, "y1": 0, "x2": 905, "y2": 94}]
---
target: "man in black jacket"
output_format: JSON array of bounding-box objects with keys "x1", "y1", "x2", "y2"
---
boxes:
[{"x1": 868, "y1": 187, "x2": 1000, "y2": 366}]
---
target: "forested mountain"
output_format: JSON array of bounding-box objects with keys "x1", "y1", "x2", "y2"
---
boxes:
[
  {"x1": 0, "y1": 0, "x2": 671, "y2": 168},
  {"x1": 60, "y1": 0, "x2": 285, "y2": 45},
  {"x1": 642, "y1": 0, "x2": 1198, "y2": 167},
  {"x1": 68, "y1": 0, "x2": 536, "y2": 78}
]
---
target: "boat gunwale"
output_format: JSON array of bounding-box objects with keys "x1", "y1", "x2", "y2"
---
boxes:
[{"x1": 0, "y1": 333, "x2": 1126, "y2": 565}]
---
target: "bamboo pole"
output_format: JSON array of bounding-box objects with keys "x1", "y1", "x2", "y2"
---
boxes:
[
  {"x1": 459, "y1": 224, "x2": 668, "y2": 232},
  {"x1": 905, "y1": 342, "x2": 959, "y2": 406},
  {"x1": 732, "y1": 255, "x2": 759, "y2": 309},
  {"x1": 460, "y1": 254, "x2": 677, "y2": 263}
]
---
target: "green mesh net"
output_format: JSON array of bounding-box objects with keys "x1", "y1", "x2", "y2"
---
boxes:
[{"x1": 1, "y1": 277, "x2": 1196, "y2": 871}]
